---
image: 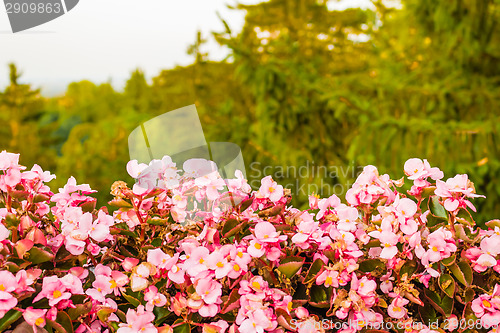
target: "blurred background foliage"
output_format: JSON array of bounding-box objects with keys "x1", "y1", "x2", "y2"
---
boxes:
[{"x1": 1, "y1": 0, "x2": 499, "y2": 225}]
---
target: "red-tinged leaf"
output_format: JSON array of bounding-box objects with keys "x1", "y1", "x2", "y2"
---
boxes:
[
  {"x1": 277, "y1": 256, "x2": 305, "y2": 279},
  {"x1": 358, "y1": 259, "x2": 385, "y2": 274},
  {"x1": 27, "y1": 246, "x2": 54, "y2": 264},
  {"x1": 47, "y1": 320, "x2": 67, "y2": 333},
  {"x1": 309, "y1": 285, "x2": 331, "y2": 308},
  {"x1": 173, "y1": 321, "x2": 190, "y2": 333},
  {"x1": 449, "y1": 261, "x2": 473, "y2": 287},
  {"x1": 97, "y1": 307, "x2": 116, "y2": 323},
  {"x1": 302, "y1": 259, "x2": 324, "y2": 284},
  {"x1": 456, "y1": 208, "x2": 475, "y2": 226},
  {"x1": 80, "y1": 199, "x2": 96, "y2": 213},
  {"x1": 15, "y1": 239, "x2": 34, "y2": 258},
  {"x1": 4, "y1": 213, "x2": 19, "y2": 228},
  {"x1": 454, "y1": 224, "x2": 480, "y2": 243},
  {"x1": 485, "y1": 219, "x2": 500, "y2": 229},
  {"x1": 33, "y1": 193, "x2": 51, "y2": 203},
  {"x1": 108, "y1": 198, "x2": 133, "y2": 208},
  {"x1": 57, "y1": 311, "x2": 74, "y2": 333},
  {"x1": 221, "y1": 288, "x2": 241, "y2": 314},
  {"x1": 441, "y1": 254, "x2": 456, "y2": 266},
  {"x1": 275, "y1": 308, "x2": 294, "y2": 330},
  {"x1": 0, "y1": 309, "x2": 22, "y2": 331},
  {"x1": 222, "y1": 218, "x2": 243, "y2": 238},
  {"x1": 238, "y1": 196, "x2": 254, "y2": 213},
  {"x1": 399, "y1": 260, "x2": 418, "y2": 279},
  {"x1": 439, "y1": 274, "x2": 456, "y2": 298},
  {"x1": 424, "y1": 289, "x2": 453, "y2": 316},
  {"x1": 429, "y1": 196, "x2": 448, "y2": 219},
  {"x1": 122, "y1": 292, "x2": 141, "y2": 307},
  {"x1": 67, "y1": 302, "x2": 93, "y2": 320}
]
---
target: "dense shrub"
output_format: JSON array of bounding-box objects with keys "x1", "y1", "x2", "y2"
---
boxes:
[{"x1": 0, "y1": 151, "x2": 499, "y2": 333}]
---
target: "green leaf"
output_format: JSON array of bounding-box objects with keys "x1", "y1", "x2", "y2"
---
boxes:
[
  {"x1": 173, "y1": 322, "x2": 190, "y2": 333},
  {"x1": 238, "y1": 196, "x2": 254, "y2": 213},
  {"x1": 429, "y1": 196, "x2": 448, "y2": 219},
  {"x1": 67, "y1": 302, "x2": 93, "y2": 320},
  {"x1": 147, "y1": 218, "x2": 168, "y2": 226},
  {"x1": 426, "y1": 215, "x2": 447, "y2": 232},
  {"x1": 97, "y1": 307, "x2": 116, "y2": 323},
  {"x1": 424, "y1": 289, "x2": 453, "y2": 316},
  {"x1": 220, "y1": 288, "x2": 241, "y2": 314},
  {"x1": 221, "y1": 218, "x2": 244, "y2": 238},
  {"x1": 441, "y1": 254, "x2": 456, "y2": 266},
  {"x1": 456, "y1": 209, "x2": 475, "y2": 226},
  {"x1": 0, "y1": 309, "x2": 22, "y2": 331},
  {"x1": 358, "y1": 259, "x2": 385, "y2": 273},
  {"x1": 277, "y1": 256, "x2": 304, "y2": 279},
  {"x1": 56, "y1": 311, "x2": 74, "y2": 333},
  {"x1": 400, "y1": 260, "x2": 418, "y2": 279},
  {"x1": 449, "y1": 261, "x2": 473, "y2": 287},
  {"x1": 122, "y1": 292, "x2": 141, "y2": 307},
  {"x1": 309, "y1": 285, "x2": 330, "y2": 308},
  {"x1": 153, "y1": 306, "x2": 172, "y2": 325},
  {"x1": 439, "y1": 274, "x2": 456, "y2": 298},
  {"x1": 27, "y1": 246, "x2": 54, "y2": 264},
  {"x1": 486, "y1": 219, "x2": 500, "y2": 229},
  {"x1": 302, "y1": 259, "x2": 324, "y2": 284}
]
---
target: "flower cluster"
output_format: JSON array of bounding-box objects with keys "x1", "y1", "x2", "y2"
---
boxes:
[{"x1": 0, "y1": 151, "x2": 499, "y2": 333}]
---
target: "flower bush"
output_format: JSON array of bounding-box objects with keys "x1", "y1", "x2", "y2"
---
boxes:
[{"x1": 1, "y1": 151, "x2": 500, "y2": 333}]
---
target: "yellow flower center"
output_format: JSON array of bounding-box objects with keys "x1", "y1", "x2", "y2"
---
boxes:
[
  {"x1": 237, "y1": 251, "x2": 243, "y2": 258},
  {"x1": 35, "y1": 317, "x2": 45, "y2": 326},
  {"x1": 0, "y1": 285, "x2": 5, "y2": 291},
  {"x1": 53, "y1": 290, "x2": 62, "y2": 299},
  {"x1": 483, "y1": 299, "x2": 492, "y2": 308},
  {"x1": 254, "y1": 243, "x2": 262, "y2": 250},
  {"x1": 199, "y1": 258, "x2": 205, "y2": 264},
  {"x1": 384, "y1": 243, "x2": 392, "y2": 248},
  {"x1": 432, "y1": 246, "x2": 438, "y2": 252},
  {"x1": 110, "y1": 280, "x2": 117, "y2": 289},
  {"x1": 393, "y1": 306, "x2": 401, "y2": 312},
  {"x1": 233, "y1": 264, "x2": 241, "y2": 272},
  {"x1": 216, "y1": 262, "x2": 224, "y2": 268},
  {"x1": 325, "y1": 276, "x2": 333, "y2": 285},
  {"x1": 269, "y1": 187, "x2": 275, "y2": 193},
  {"x1": 251, "y1": 281, "x2": 261, "y2": 290},
  {"x1": 264, "y1": 235, "x2": 269, "y2": 239}
]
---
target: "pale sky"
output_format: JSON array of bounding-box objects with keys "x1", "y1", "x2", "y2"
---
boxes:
[{"x1": 0, "y1": 0, "x2": 372, "y2": 95}]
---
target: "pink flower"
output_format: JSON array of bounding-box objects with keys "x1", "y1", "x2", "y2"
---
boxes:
[
  {"x1": 254, "y1": 222, "x2": 284, "y2": 243},
  {"x1": 0, "y1": 271, "x2": 17, "y2": 293},
  {"x1": 117, "y1": 305, "x2": 157, "y2": 333},
  {"x1": 257, "y1": 176, "x2": 284, "y2": 202},
  {"x1": 378, "y1": 230, "x2": 400, "y2": 259},
  {"x1": 144, "y1": 286, "x2": 167, "y2": 311},
  {"x1": 0, "y1": 291, "x2": 17, "y2": 313},
  {"x1": 388, "y1": 297, "x2": 409, "y2": 319},
  {"x1": 23, "y1": 307, "x2": 47, "y2": 327}
]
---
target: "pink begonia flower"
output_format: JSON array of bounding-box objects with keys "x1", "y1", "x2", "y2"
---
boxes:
[
  {"x1": 404, "y1": 158, "x2": 443, "y2": 180},
  {"x1": 206, "y1": 251, "x2": 232, "y2": 279},
  {"x1": 184, "y1": 246, "x2": 210, "y2": 277},
  {"x1": 316, "y1": 194, "x2": 341, "y2": 219},
  {"x1": 388, "y1": 297, "x2": 409, "y2": 319},
  {"x1": 204, "y1": 320, "x2": 229, "y2": 333},
  {"x1": 0, "y1": 291, "x2": 17, "y2": 314},
  {"x1": 336, "y1": 204, "x2": 359, "y2": 232},
  {"x1": 378, "y1": 230, "x2": 400, "y2": 259},
  {"x1": 435, "y1": 174, "x2": 485, "y2": 212},
  {"x1": 239, "y1": 309, "x2": 276, "y2": 333},
  {"x1": 117, "y1": 305, "x2": 157, "y2": 333},
  {"x1": 0, "y1": 150, "x2": 21, "y2": 170},
  {"x1": 147, "y1": 248, "x2": 177, "y2": 270},
  {"x1": 122, "y1": 257, "x2": 140, "y2": 271},
  {"x1": 23, "y1": 307, "x2": 47, "y2": 327},
  {"x1": 33, "y1": 276, "x2": 72, "y2": 307},
  {"x1": 130, "y1": 263, "x2": 154, "y2": 292},
  {"x1": 144, "y1": 286, "x2": 167, "y2": 311},
  {"x1": 316, "y1": 269, "x2": 340, "y2": 288},
  {"x1": 394, "y1": 197, "x2": 418, "y2": 219},
  {"x1": 254, "y1": 221, "x2": 284, "y2": 243},
  {"x1": 0, "y1": 271, "x2": 17, "y2": 293},
  {"x1": 472, "y1": 285, "x2": 500, "y2": 328},
  {"x1": 0, "y1": 222, "x2": 10, "y2": 241},
  {"x1": 257, "y1": 176, "x2": 284, "y2": 202}
]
